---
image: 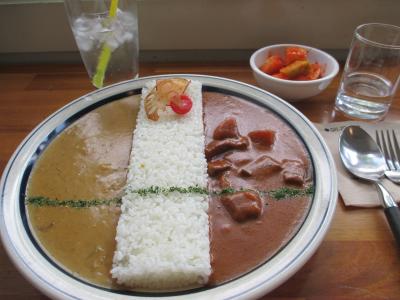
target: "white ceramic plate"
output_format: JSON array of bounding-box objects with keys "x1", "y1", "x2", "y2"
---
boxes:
[{"x1": 0, "y1": 75, "x2": 337, "y2": 300}]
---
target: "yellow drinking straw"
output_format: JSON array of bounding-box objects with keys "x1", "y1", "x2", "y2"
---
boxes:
[{"x1": 92, "y1": 0, "x2": 119, "y2": 88}]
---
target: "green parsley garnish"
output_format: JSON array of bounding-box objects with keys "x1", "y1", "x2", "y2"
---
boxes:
[
  {"x1": 26, "y1": 196, "x2": 121, "y2": 208},
  {"x1": 26, "y1": 185, "x2": 313, "y2": 208},
  {"x1": 132, "y1": 185, "x2": 208, "y2": 197},
  {"x1": 269, "y1": 185, "x2": 314, "y2": 200}
]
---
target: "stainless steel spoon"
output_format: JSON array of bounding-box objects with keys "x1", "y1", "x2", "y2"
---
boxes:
[{"x1": 339, "y1": 125, "x2": 400, "y2": 247}]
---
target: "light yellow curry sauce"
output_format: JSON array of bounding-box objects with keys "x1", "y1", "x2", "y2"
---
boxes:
[{"x1": 27, "y1": 96, "x2": 140, "y2": 287}]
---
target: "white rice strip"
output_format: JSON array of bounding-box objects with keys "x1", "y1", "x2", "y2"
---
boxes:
[{"x1": 111, "y1": 80, "x2": 211, "y2": 289}]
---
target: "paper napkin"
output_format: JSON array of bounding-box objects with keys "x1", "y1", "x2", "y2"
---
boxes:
[{"x1": 315, "y1": 121, "x2": 400, "y2": 207}]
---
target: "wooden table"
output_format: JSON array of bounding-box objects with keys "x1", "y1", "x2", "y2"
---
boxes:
[{"x1": 1, "y1": 62, "x2": 400, "y2": 299}]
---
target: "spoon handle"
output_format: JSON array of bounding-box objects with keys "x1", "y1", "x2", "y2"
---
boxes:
[
  {"x1": 384, "y1": 207, "x2": 400, "y2": 247},
  {"x1": 375, "y1": 182, "x2": 400, "y2": 247},
  {"x1": 376, "y1": 182, "x2": 398, "y2": 208}
]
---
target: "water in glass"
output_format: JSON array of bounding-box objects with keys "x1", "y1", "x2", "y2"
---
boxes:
[{"x1": 336, "y1": 71, "x2": 393, "y2": 120}]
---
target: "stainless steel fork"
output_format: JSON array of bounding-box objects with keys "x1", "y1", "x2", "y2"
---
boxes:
[{"x1": 376, "y1": 129, "x2": 400, "y2": 184}]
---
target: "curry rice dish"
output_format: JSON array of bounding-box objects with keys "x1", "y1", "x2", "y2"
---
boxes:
[{"x1": 26, "y1": 79, "x2": 313, "y2": 291}]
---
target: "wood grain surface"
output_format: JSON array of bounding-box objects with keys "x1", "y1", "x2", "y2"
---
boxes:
[{"x1": 1, "y1": 62, "x2": 400, "y2": 300}]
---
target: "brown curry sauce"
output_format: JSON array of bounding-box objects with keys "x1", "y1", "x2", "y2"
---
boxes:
[
  {"x1": 26, "y1": 92, "x2": 312, "y2": 289},
  {"x1": 203, "y1": 92, "x2": 311, "y2": 284}
]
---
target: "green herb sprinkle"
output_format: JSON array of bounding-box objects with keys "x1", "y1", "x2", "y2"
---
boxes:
[{"x1": 26, "y1": 185, "x2": 313, "y2": 208}]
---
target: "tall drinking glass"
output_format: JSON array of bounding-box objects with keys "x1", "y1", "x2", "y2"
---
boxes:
[
  {"x1": 335, "y1": 23, "x2": 400, "y2": 120},
  {"x1": 64, "y1": 0, "x2": 139, "y2": 88}
]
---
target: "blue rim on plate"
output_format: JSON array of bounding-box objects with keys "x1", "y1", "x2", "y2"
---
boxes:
[{"x1": 0, "y1": 75, "x2": 337, "y2": 300}]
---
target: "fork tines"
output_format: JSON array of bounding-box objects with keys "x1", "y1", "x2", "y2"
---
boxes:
[{"x1": 376, "y1": 129, "x2": 400, "y2": 171}]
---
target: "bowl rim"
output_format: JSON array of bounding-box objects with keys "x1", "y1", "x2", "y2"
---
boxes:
[{"x1": 249, "y1": 43, "x2": 340, "y2": 85}]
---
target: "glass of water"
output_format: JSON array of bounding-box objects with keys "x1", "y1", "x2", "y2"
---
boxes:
[
  {"x1": 64, "y1": 0, "x2": 139, "y2": 88},
  {"x1": 335, "y1": 23, "x2": 400, "y2": 120}
]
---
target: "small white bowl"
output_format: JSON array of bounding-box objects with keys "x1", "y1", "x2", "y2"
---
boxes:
[{"x1": 250, "y1": 44, "x2": 339, "y2": 101}]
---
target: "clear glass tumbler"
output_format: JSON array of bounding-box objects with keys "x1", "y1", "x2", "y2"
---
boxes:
[
  {"x1": 64, "y1": 0, "x2": 139, "y2": 88},
  {"x1": 335, "y1": 23, "x2": 400, "y2": 120}
]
